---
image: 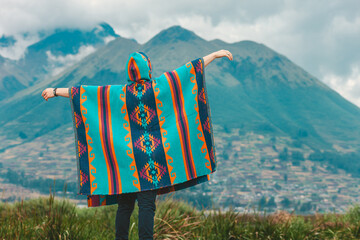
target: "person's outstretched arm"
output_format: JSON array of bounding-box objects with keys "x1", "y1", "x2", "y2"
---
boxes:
[
  {"x1": 203, "y1": 49, "x2": 233, "y2": 67},
  {"x1": 41, "y1": 88, "x2": 69, "y2": 101}
]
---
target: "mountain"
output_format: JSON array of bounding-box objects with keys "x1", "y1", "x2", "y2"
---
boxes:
[
  {"x1": 0, "y1": 22, "x2": 120, "y2": 101},
  {"x1": 0, "y1": 35, "x2": 16, "y2": 48},
  {"x1": 207, "y1": 40, "x2": 360, "y2": 148},
  {"x1": 0, "y1": 56, "x2": 31, "y2": 101},
  {"x1": 1, "y1": 25, "x2": 360, "y2": 153}
]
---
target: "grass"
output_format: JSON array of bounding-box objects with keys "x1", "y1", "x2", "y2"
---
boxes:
[{"x1": 1, "y1": 193, "x2": 360, "y2": 240}]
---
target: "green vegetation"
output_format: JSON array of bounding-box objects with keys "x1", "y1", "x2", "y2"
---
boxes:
[
  {"x1": 1, "y1": 194, "x2": 360, "y2": 240},
  {"x1": 277, "y1": 149, "x2": 360, "y2": 177},
  {"x1": 4, "y1": 168, "x2": 77, "y2": 196},
  {"x1": 308, "y1": 151, "x2": 360, "y2": 177}
]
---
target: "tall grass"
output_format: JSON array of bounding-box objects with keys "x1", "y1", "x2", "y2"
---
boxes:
[{"x1": 1, "y1": 194, "x2": 359, "y2": 240}]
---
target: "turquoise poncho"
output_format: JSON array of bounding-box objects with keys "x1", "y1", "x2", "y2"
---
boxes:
[{"x1": 69, "y1": 52, "x2": 216, "y2": 207}]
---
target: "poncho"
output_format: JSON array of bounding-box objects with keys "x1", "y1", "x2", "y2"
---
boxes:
[{"x1": 69, "y1": 52, "x2": 216, "y2": 207}]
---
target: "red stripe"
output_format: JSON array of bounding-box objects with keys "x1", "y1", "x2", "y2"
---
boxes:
[
  {"x1": 104, "y1": 86, "x2": 117, "y2": 192},
  {"x1": 99, "y1": 86, "x2": 114, "y2": 194},
  {"x1": 170, "y1": 71, "x2": 197, "y2": 177},
  {"x1": 104, "y1": 86, "x2": 121, "y2": 193},
  {"x1": 165, "y1": 73, "x2": 190, "y2": 179},
  {"x1": 165, "y1": 72, "x2": 196, "y2": 179},
  {"x1": 128, "y1": 58, "x2": 141, "y2": 82}
]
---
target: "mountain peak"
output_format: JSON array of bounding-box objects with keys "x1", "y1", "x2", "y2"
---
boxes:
[
  {"x1": 147, "y1": 25, "x2": 202, "y2": 45},
  {"x1": 0, "y1": 35, "x2": 16, "y2": 48},
  {"x1": 92, "y1": 22, "x2": 120, "y2": 38}
]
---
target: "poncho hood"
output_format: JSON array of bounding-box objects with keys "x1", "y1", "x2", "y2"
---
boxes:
[{"x1": 126, "y1": 52, "x2": 152, "y2": 84}]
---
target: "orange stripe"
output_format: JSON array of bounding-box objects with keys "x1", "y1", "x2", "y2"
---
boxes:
[
  {"x1": 80, "y1": 86, "x2": 97, "y2": 194},
  {"x1": 127, "y1": 58, "x2": 133, "y2": 82},
  {"x1": 106, "y1": 86, "x2": 122, "y2": 194},
  {"x1": 165, "y1": 72, "x2": 191, "y2": 180},
  {"x1": 188, "y1": 62, "x2": 212, "y2": 172},
  {"x1": 133, "y1": 59, "x2": 141, "y2": 80},
  {"x1": 152, "y1": 80, "x2": 176, "y2": 184},
  {"x1": 127, "y1": 57, "x2": 141, "y2": 82},
  {"x1": 174, "y1": 71, "x2": 197, "y2": 177},
  {"x1": 98, "y1": 87, "x2": 113, "y2": 194},
  {"x1": 120, "y1": 86, "x2": 141, "y2": 191}
]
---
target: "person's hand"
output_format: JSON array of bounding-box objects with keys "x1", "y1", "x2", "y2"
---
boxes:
[
  {"x1": 214, "y1": 49, "x2": 233, "y2": 61},
  {"x1": 203, "y1": 49, "x2": 233, "y2": 67},
  {"x1": 42, "y1": 88, "x2": 55, "y2": 101}
]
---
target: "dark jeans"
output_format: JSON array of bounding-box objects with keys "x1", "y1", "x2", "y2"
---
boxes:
[{"x1": 115, "y1": 190, "x2": 157, "y2": 240}]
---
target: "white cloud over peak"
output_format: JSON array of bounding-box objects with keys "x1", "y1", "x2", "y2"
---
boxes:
[
  {"x1": 46, "y1": 45, "x2": 97, "y2": 76},
  {"x1": 0, "y1": 33, "x2": 39, "y2": 60},
  {"x1": 0, "y1": 0, "x2": 359, "y2": 106}
]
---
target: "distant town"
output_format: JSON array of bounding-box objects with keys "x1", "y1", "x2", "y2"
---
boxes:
[{"x1": 1, "y1": 124, "x2": 360, "y2": 214}]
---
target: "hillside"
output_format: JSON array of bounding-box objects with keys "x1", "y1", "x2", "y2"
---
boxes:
[
  {"x1": 1, "y1": 26, "x2": 360, "y2": 151},
  {"x1": 1, "y1": 195, "x2": 360, "y2": 239},
  {"x1": 0, "y1": 22, "x2": 119, "y2": 101},
  {"x1": 1, "y1": 25, "x2": 360, "y2": 212}
]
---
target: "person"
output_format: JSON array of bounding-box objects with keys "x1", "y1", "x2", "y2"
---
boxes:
[{"x1": 42, "y1": 49, "x2": 232, "y2": 240}]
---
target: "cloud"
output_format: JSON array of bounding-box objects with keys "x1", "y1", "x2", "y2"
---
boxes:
[
  {"x1": 103, "y1": 36, "x2": 116, "y2": 44},
  {"x1": 46, "y1": 45, "x2": 97, "y2": 76},
  {"x1": 0, "y1": 33, "x2": 39, "y2": 60},
  {"x1": 0, "y1": 0, "x2": 359, "y2": 106},
  {"x1": 323, "y1": 64, "x2": 360, "y2": 107}
]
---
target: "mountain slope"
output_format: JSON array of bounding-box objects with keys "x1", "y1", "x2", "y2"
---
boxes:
[
  {"x1": 1, "y1": 25, "x2": 360, "y2": 151},
  {"x1": 0, "y1": 22, "x2": 120, "y2": 101},
  {"x1": 0, "y1": 54, "x2": 33, "y2": 101},
  {"x1": 207, "y1": 40, "x2": 360, "y2": 147}
]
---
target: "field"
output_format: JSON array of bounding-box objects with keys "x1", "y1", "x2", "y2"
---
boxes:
[
  {"x1": 2, "y1": 125, "x2": 360, "y2": 214},
  {"x1": 1, "y1": 193, "x2": 360, "y2": 240}
]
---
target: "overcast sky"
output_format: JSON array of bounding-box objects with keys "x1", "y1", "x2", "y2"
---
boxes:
[{"x1": 0, "y1": 0, "x2": 359, "y2": 106}]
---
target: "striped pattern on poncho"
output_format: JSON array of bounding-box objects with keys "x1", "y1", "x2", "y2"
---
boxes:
[{"x1": 69, "y1": 55, "x2": 216, "y2": 207}]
